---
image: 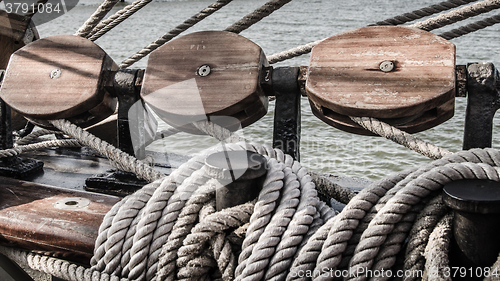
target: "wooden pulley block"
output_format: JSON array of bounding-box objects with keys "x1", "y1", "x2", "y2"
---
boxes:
[
  {"x1": 306, "y1": 26, "x2": 456, "y2": 135},
  {"x1": 0, "y1": 10, "x2": 39, "y2": 130},
  {"x1": 0, "y1": 34, "x2": 118, "y2": 128},
  {"x1": 140, "y1": 30, "x2": 269, "y2": 134}
]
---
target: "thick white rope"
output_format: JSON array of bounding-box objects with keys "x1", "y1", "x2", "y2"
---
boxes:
[
  {"x1": 75, "y1": 0, "x2": 120, "y2": 38},
  {"x1": 4, "y1": 132, "x2": 500, "y2": 281},
  {"x1": 119, "y1": 0, "x2": 234, "y2": 69},
  {"x1": 423, "y1": 213, "x2": 454, "y2": 281},
  {"x1": 350, "y1": 116, "x2": 451, "y2": 160}
]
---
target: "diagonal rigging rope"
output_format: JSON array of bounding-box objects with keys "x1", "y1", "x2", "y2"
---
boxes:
[
  {"x1": 74, "y1": 0, "x2": 120, "y2": 38},
  {"x1": 439, "y1": 12, "x2": 500, "y2": 39},
  {"x1": 223, "y1": 0, "x2": 292, "y2": 34},
  {"x1": 118, "y1": 0, "x2": 234, "y2": 69},
  {"x1": 371, "y1": 0, "x2": 479, "y2": 26},
  {"x1": 267, "y1": 0, "x2": 500, "y2": 64},
  {"x1": 120, "y1": 0, "x2": 293, "y2": 68},
  {"x1": 408, "y1": 0, "x2": 500, "y2": 31},
  {"x1": 88, "y1": 0, "x2": 156, "y2": 41}
]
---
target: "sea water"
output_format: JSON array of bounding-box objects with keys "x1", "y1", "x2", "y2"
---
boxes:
[{"x1": 25, "y1": 0, "x2": 500, "y2": 180}]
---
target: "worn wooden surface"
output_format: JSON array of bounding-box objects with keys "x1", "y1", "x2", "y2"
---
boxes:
[
  {"x1": 307, "y1": 26, "x2": 456, "y2": 120},
  {"x1": 0, "y1": 35, "x2": 117, "y2": 127},
  {"x1": 0, "y1": 176, "x2": 120, "y2": 263},
  {"x1": 141, "y1": 31, "x2": 268, "y2": 133}
]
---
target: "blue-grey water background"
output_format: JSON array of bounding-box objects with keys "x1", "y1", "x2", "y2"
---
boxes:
[{"x1": 11, "y1": 0, "x2": 500, "y2": 181}]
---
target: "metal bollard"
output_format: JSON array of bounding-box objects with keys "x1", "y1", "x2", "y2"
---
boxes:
[
  {"x1": 205, "y1": 150, "x2": 267, "y2": 211},
  {"x1": 443, "y1": 179, "x2": 500, "y2": 276}
]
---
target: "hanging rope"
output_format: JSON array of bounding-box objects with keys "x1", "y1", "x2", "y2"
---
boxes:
[
  {"x1": 350, "y1": 117, "x2": 451, "y2": 160},
  {"x1": 74, "y1": 0, "x2": 120, "y2": 38},
  {"x1": 119, "y1": 0, "x2": 234, "y2": 69}
]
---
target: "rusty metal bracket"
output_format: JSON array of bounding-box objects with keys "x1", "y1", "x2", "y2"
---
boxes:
[{"x1": 463, "y1": 63, "x2": 500, "y2": 150}]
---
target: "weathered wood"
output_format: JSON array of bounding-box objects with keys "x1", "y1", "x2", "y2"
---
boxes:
[
  {"x1": 0, "y1": 176, "x2": 120, "y2": 263},
  {"x1": 0, "y1": 35, "x2": 117, "y2": 128},
  {"x1": 306, "y1": 26, "x2": 455, "y2": 134},
  {"x1": 141, "y1": 31, "x2": 268, "y2": 134}
]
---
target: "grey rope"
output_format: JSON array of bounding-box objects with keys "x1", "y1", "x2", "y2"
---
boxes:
[
  {"x1": 439, "y1": 12, "x2": 500, "y2": 39},
  {"x1": 15, "y1": 129, "x2": 59, "y2": 146},
  {"x1": 409, "y1": 0, "x2": 500, "y2": 31},
  {"x1": 423, "y1": 213, "x2": 454, "y2": 281},
  {"x1": 224, "y1": 0, "x2": 292, "y2": 34},
  {"x1": 88, "y1": 0, "x2": 156, "y2": 41},
  {"x1": 50, "y1": 119, "x2": 164, "y2": 182},
  {"x1": 0, "y1": 138, "x2": 81, "y2": 158},
  {"x1": 350, "y1": 116, "x2": 451, "y2": 160},
  {"x1": 75, "y1": 0, "x2": 120, "y2": 38},
  {"x1": 119, "y1": 0, "x2": 234, "y2": 69},
  {"x1": 403, "y1": 195, "x2": 448, "y2": 281},
  {"x1": 86, "y1": 0, "x2": 141, "y2": 38},
  {"x1": 372, "y1": 0, "x2": 479, "y2": 26}
]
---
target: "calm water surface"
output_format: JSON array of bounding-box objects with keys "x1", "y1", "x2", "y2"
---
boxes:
[{"x1": 22, "y1": 0, "x2": 500, "y2": 180}]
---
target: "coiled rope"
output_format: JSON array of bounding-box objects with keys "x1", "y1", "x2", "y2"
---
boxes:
[{"x1": 4, "y1": 133, "x2": 500, "y2": 281}]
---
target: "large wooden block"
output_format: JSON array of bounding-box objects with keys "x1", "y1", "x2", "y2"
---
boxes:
[
  {"x1": 306, "y1": 26, "x2": 456, "y2": 135},
  {"x1": 0, "y1": 35, "x2": 117, "y2": 128},
  {"x1": 141, "y1": 31, "x2": 268, "y2": 134}
]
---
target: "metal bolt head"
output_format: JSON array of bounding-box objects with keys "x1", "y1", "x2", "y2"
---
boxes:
[
  {"x1": 197, "y1": 65, "x2": 211, "y2": 77},
  {"x1": 379, "y1": 61, "x2": 395, "y2": 72},
  {"x1": 50, "y1": 69, "x2": 62, "y2": 79},
  {"x1": 196, "y1": 64, "x2": 212, "y2": 77}
]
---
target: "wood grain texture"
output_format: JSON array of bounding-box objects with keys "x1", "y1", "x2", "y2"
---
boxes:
[
  {"x1": 141, "y1": 31, "x2": 268, "y2": 133},
  {"x1": 0, "y1": 35, "x2": 117, "y2": 123},
  {"x1": 306, "y1": 26, "x2": 455, "y2": 119},
  {"x1": 0, "y1": 177, "x2": 120, "y2": 263}
]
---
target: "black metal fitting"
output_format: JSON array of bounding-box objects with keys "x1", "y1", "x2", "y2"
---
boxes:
[
  {"x1": 85, "y1": 69, "x2": 149, "y2": 195},
  {"x1": 271, "y1": 67, "x2": 301, "y2": 160},
  {"x1": 443, "y1": 179, "x2": 500, "y2": 279},
  {"x1": 463, "y1": 63, "x2": 500, "y2": 150},
  {"x1": 205, "y1": 150, "x2": 267, "y2": 211}
]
